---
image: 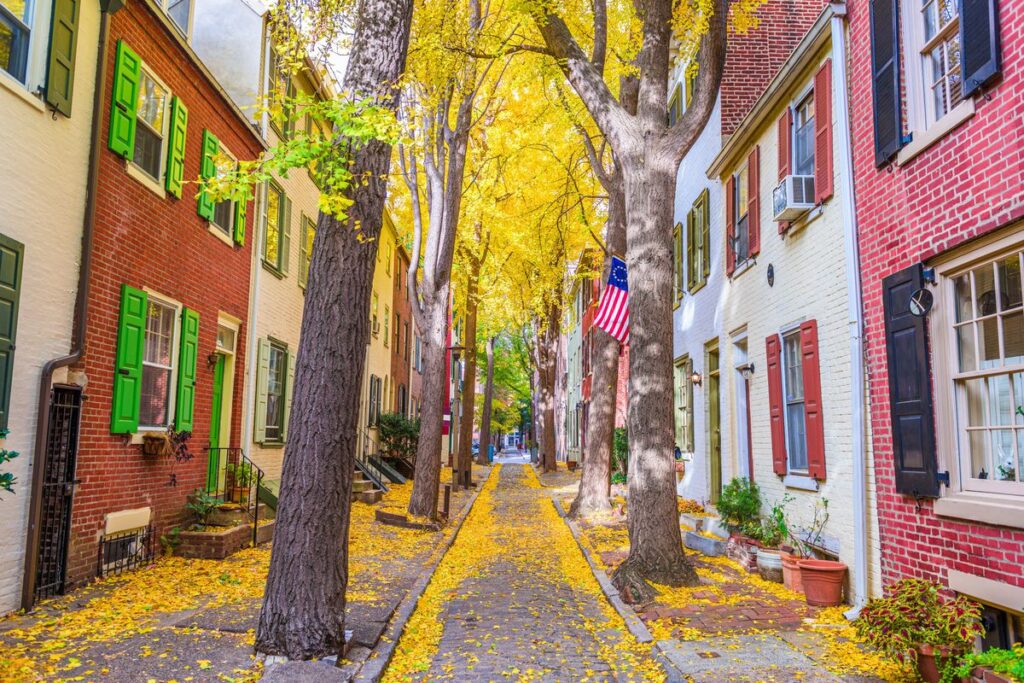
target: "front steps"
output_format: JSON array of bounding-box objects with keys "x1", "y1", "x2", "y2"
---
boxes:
[{"x1": 353, "y1": 470, "x2": 384, "y2": 504}]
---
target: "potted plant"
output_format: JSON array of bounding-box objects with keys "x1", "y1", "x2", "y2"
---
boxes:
[
  {"x1": 782, "y1": 498, "x2": 829, "y2": 594},
  {"x1": 227, "y1": 463, "x2": 254, "y2": 504},
  {"x1": 752, "y1": 496, "x2": 792, "y2": 583},
  {"x1": 716, "y1": 478, "x2": 762, "y2": 571},
  {"x1": 953, "y1": 645, "x2": 1024, "y2": 683},
  {"x1": 855, "y1": 578, "x2": 985, "y2": 683},
  {"x1": 141, "y1": 431, "x2": 171, "y2": 457}
]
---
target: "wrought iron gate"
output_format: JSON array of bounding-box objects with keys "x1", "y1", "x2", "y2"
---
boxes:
[{"x1": 34, "y1": 385, "x2": 82, "y2": 601}]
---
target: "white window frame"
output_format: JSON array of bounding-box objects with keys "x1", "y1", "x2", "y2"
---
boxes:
[
  {"x1": 262, "y1": 180, "x2": 286, "y2": 272},
  {"x1": 138, "y1": 291, "x2": 182, "y2": 432},
  {"x1": 732, "y1": 167, "x2": 750, "y2": 267},
  {"x1": 932, "y1": 233, "x2": 1024, "y2": 499},
  {"x1": 209, "y1": 142, "x2": 237, "y2": 240},
  {"x1": 159, "y1": 0, "x2": 194, "y2": 38},
  {"x1": 0, "y1": 0, "x2": 53, "y2": 95},
  {"x1": 779, "y1": 322, "x2": 809, "y2": 476},
  {"x1": 791, "y1": 83, "x2": 816, "y2": 178},
  {"x1": 127, "y1": 63, "x2": 171, "y2": 191},
  {"x1": 263, "y1": 339, "x2": 288, "y2": 443}
]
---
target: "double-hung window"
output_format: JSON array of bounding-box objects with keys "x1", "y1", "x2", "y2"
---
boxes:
[
  {"x1": 132, "y1": 68, "x2": 170, "y2": 182},
  {"x1": 264, "y1": 341, "x2": 287, "y2": 442},
  {"x1": 267, "y1": 48, "x2": 295, "y2": 138},
  {"x1": 210, "y1": 146, "x2": 237, "y2": 237},
  {"x1": 687, "y1": 190, "x2": 710, "y2": 293},
  {"x1": 949, "y1": 247, "x2": 1024, "y2": 493},
  {"x1": 298, "y1": 214, "x2": 315, "y2": 288},
  {"x1": 781, "y1": 329, "x2": 808, "y2": 473},
  {"x1": 384, "y1": 306, "x2": 390, "y2": 347},
  {"x1": 674, "y1": 356, "x2": 694, "y2": 453},
  {"x1": 673, "y1": 223, "x2": 683, "y2": 306},
  {"x1": 732, "y1": 166, "x2": 750, "y2": 266},
  {"x1": 262, "y1": 181, "x2": 290, "y2": 274},
  {"x1": 0, "y1": 0, "x2": 31, "y2": 82},
  {"x1": 372, "y1": 292, "x2": 379, "y2": 337},
  {"x1": 793, "y1": 91, "x2": 815, "y2": 177},
  {"x1": 917, "y1": 0, "x2": 963, "y2": 126},
  {"x1": 140, "y1": 298, "x2": 179, "y2": 429},
  {"x1": 161, "y1": 0, "x2": 191, "y2": 35}
]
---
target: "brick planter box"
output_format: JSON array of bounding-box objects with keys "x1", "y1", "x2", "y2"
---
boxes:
[
  {"x1": 176, "y1": 523, "x2": 254, "y2": 560},
  {"x1": 968, "y1": 667, "x2": 1017, "y2": 683}
]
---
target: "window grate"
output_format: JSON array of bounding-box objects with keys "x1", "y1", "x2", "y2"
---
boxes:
[{"x1": 98, "y1": 526, "x2": 155, "y2": 578}]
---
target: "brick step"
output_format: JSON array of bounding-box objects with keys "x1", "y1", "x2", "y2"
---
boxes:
[
  {"x1": 352, "y1": 479, "x2": 376, "y2": 493},
  {"x1": 354, "y1": 489, "x2": 383, "y2": 504}
]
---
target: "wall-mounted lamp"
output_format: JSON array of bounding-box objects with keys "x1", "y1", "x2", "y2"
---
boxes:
[
  {"x1": 690, "y1": 370, "x2": 703, "y2": 387},
  {"x1": 207, "y1": 352, "x2": 220, "y2": 368},
  {"x1": 447, "y1": 344, "x2": 465, "y2": 364},
  {"x1": 738, "y1": 362, "x2": 755, "y2": 380}
]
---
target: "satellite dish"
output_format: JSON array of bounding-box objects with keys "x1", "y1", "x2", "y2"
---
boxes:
[{"x1": 909, "y1": 288, "x2": 933, "y2": 318}]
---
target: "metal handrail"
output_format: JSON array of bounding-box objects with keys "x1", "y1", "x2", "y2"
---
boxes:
[
  {"x1": 357, "y1": 430, "x2": 389, "y2": 492},
  {"x1": 204, "y1": 447, "x2": 265, "y2": 547}
]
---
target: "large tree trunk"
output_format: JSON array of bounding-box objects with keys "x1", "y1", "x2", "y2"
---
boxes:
[
  {"x1": 255, "y1": 0, "x2": 412, "y2": 659},
  {"x1": 455, "y1": 274, "x2": 479, "y2": 487},
  {"x1": 537, "y1": 306, "x2": 560, "y2": 472},
  {"x1": 407, "y1": 291, "x2": 449, "y2": 518},
  {"x1": 570, "y1": 178, "x2": 626, "y2": 519},
  {"x1": 611, "y1": 157, "x2": 699, "y2": 603},
  {"x1": 476, "y1": 336, "x2": 495, "y2": 465}
]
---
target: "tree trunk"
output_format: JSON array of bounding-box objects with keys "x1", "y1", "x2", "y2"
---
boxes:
[
  {"x1": 255, "y1": 0, "x2": 412, "y2": 659},
  {"x1": 537, "y1": 305, "x2": 560, "y2": 472},
  {"x1": 455, "y1": 274, "x2": 479, "y2": 487},
  {"x1": 476, "y1": 336, "x2": 495, "y2": 465},
  {"x1": 610, "y1": 157, "x2": 699, "y2": 603},
  {"x1": 570, "y1": 176, "x2": 626, "y2": 519},
  {"x1": 407, "y1": 291, "x2": 449, "y2": 518}
]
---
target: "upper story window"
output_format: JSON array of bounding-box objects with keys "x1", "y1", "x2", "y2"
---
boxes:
[
  {"x1": 0, "y1": 0, "x2": 32, "y2": 82},
  {"x1": 264, "y1": 341, "x2": 287, "y2": 442},
  {"x1": 687, "y1": 189, "x2": 710, "y2": 293},
  {"x1": 141, "y1": 297, "x2": 180, "y2": 429},
  {"x1": 384, "y1": 305, "x2": 390, "y2": 347},
  {"x1": 732, "y1": 165, "x2": 750, "y2": 266},
  {"x1": 210, "y1": 146, "x2": 237, "y2": 237},
  {"x1": 133, "y1": 68, "x2": 170, "y2": 182},
  {"x1": 267, "y1": 48, "x2": 295, "y2": 138},
  {"x1": 162, "y1": 0, "x2": 191, "y2": 36},
  {"x1": 372, "y1": 292, "x2": 379, "y2": 336},
  {"x1": 262, "y1": 181, "x2": 290, "y2": 274},
  {"x1": 917, "y1": 0, "x2": 962, "y2": 125},
  {"x1": 793, "y1": 91, "x2": 815, "y2": 176},
  {"x1": 299, "y1": 214, "x2": 315, "y2": 288},
  {"x1": 673, "y1": 223, "x2": 683, "y2": 306}
]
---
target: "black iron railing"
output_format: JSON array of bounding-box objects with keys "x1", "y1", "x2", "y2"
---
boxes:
[
  {"x1": 204, "y1": 447, "x2": 265, "y2": 548},
  {"x1": 358, "y1": 430, "x2": 389, "y2": 492}
]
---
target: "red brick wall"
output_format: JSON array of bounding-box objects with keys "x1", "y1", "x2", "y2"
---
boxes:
[
  {"x1": 848, "y1": 0, "x2": 1024, "y2": 589},
  {"x1": 391, "y1": 250, "x2": 411, "y2": 414},
  {"x1": 721, "y1": 0, "x2": 827, "y2": 135},
  {"x1": 65, "y1": 0, "x2": 261, "y2": 587}
]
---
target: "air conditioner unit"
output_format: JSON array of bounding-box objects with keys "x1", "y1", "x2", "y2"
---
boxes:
[{"x1": 772, "y1": 175, "x2": 816, "y2": 221}]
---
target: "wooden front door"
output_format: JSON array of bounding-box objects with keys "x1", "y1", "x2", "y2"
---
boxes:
[
  {"x1": 206, "y1": 354, "x2": 226, "y2": 491},
  {"x1": 707, "y1": 342, "x2": 722, "y2": 503}
]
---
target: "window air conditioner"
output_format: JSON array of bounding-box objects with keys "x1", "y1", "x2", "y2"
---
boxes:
[{"x1": 772, "y1": 175, "x2": 816, "y2": 221}]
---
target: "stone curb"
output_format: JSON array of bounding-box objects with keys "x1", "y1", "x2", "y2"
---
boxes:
[
  {"x1": 352, "y1": 467, "x2": 493, "y2": 683},
  {"x1": 552, "y1": 498, "x2": 687, "y2": 683}
]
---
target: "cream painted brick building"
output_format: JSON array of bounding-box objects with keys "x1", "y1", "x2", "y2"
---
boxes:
[{"x1": 0, "y1": 0, "x2": 99, "y2": 613}]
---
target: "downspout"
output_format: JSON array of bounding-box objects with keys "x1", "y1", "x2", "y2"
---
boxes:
[
  {"x1": 21, "y1": 0, "x2": 120, "y2": 610},
  {"x1": 829, "y1": 1, "x2": 869, "y2": 618}
]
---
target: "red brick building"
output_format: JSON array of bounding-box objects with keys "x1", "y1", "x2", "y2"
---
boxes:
[
  {"x1": 59, "y1": 0, "x2": 261, "y2": 588},
  {"x1": 392, "y1": 246, "x2": 412, "y2": 416},
  {"x1": 850, "y1": 0, "x2": 1024, "y2": 637}
]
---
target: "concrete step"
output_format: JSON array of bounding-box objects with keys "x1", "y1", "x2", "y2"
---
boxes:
[
  {"x1": 352, "y1": 479, "x2": 375, "y2": 493},
  {"x1": 354, "y1": 489, "x2": 383, "y2": 504}
]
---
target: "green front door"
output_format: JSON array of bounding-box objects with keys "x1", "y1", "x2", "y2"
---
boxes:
[
  {"x1": 206, "y1": 354, "x2": 225, "y2": 492},
  {"x1": 707, "y1": 343, "x2": 722, "y2": 504}
]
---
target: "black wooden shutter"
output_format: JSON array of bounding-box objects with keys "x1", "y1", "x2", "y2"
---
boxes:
[
  {"x1": 960, "y1": 0, "x2": 1001, "y2": 97},
  {"x1": 882, "y1": 264, "x2": 939, "y2": 497},
  {"x1": 869, "y1": 0, "x2": 903, "y2": 166}
]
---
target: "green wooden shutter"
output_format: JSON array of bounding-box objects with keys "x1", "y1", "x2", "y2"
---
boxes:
[
  {"x1": 174, "y1": 308, "x2": 199, "y2": 431},
  {"x1": 298, "y1": 215, "x2": 309, "y2": 288},
  {"x1": 165, "y1": 97, "x2": 188, "y2": 198},
  {"x1": 233, "y1": 197, "x2": 246, "y2": 246},
  {"x1": 44, "y1": 0, "x2": 81, "y2": 116},
  {"x1": 0, "y1": 236, "x2": 24, "y2": 431},
  {"x1": 686, "y1": 208, "x2": 696, "y2": 291},
  {"x1": 281, "y1": 348, "x2": 295, "y2": 441},
  {"x1": 111, "y1": 284, "x2": 147, "y2": 433},
  {"x1": 196, "y1": 129, "x2": 219, "y2": 221},
  {"x1": 108, "y1": 41, "x2": 140, "y2": 159},
  {"x1": 280, "y1": 196, "x2": 292, "y2": 275},
  {"x1": 254, "y1": 338, "x2": 270, "y2": 443},
  {"x1": 700, "y1": 190, "x2": 710, "y2": 279}
]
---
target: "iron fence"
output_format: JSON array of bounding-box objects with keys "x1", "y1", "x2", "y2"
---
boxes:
[{"x1": 204, "y1": 447, "x2": 264, "y2": 548}]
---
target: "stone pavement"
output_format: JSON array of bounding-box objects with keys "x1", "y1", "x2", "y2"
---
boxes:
[{"x1": 384, "y1": 464, "x2": 666, "y2": 682}]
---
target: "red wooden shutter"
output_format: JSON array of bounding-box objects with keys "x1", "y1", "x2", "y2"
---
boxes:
[
  {"x1": 725, "y1": 175, "x2": 736, "y2": 276},
  {"x1": 777, "y1": 109, "x2": 792, "y2": 234},
  {"x1": 800, "y1": 319, "x2": 827, "y2": 479},
  {"x1": 814, "y1": 59, "x2": 834, "y2": 204},
  {"x1": 747, "y1": 146, "x2": 760, "y2": 257},
  {"x1": 766, "y1": 334, "x2": 787, "y2": 476}
]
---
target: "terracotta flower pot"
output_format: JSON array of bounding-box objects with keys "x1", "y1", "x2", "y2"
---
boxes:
[
  {"x1": 782, "y1": 553, "x2": 804, "y2": 593},
  {"x1": 798, "y1": 559, "x2": 847, "y2": 606},
  {"x1": 915, "y1": 644, "x2": 960, "y2": 683}
]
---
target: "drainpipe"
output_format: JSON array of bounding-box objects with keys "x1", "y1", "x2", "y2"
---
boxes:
[
  {"x1": 829, "y1": 1, "x2": 869, "y2": 618},
  {"x1": 21, "y1": 0, "x2": 122, "y2": 610}
]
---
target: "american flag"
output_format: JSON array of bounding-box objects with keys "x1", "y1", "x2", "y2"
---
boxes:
[{"x1": 593, "y1": 256, "x2": 629, "y2": 343}]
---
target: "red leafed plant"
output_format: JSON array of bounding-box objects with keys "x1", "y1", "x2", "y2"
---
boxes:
[{"x1": 855, "y1": 578, "x2": 984, "y2": 675}]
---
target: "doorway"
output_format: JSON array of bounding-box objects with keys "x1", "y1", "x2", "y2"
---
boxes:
[
  {"x1": 206, "y1": 320, "x2": 238, "y2": 492},
  {"x1": 733, "y1": 335, "x2": 753, "y2": 480},
  {"x1": 706, "y1": 341, "x2": 722, "y2": 503}
]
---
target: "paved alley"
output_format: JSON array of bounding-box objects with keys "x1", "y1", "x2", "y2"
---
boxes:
[{"x1": 382, "y1": 464, "x2": 666, "y2": 682}]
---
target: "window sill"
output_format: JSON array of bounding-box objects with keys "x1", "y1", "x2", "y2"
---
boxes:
[
  {"x1": 784, "y1": 205, "x2": 824, "y2": 234},
  {"x1": 0, "y1": 71, "x2": 45, "y2": 112},
  {"x1": 730, "y1": 259, "x2": 756, "y2": 280},
  {"x1": 209, "y1": 225, "x2": 234, "y2": 247},
  {"x1": 125, "y1": 162, "x2": 167, "y2": 199},
  {"x1": 896, "y1": 99, "x2": 975, "y2": 167},
  {"x1": 934, "y1": 490, "x2": 1024, "y2": 529},
  {"x1": 688, "y1": 281, "x2": 707, "y2": 296},
  {"x1": 261, "y1": 261, "x2": 286, "y2": 279},
  {"x1": 783, "y1": 473, "x2": 820, "y2": 491}
]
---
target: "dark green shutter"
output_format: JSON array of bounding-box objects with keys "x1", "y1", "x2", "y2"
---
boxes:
[
  {"x1": 175, "y1": 308, "x2": 199, "y2": 431},
  {"x1": 869, "y1": 0, "x2": 903, "y2": 166},
  {"x1": 280, "y1": 195, "x2": 292, "y2": 275},
  {"x1": 233, "y1": 197, "x2": 246, "y2": 245},
  {"x1": 700, "y1": 190, "x2": 710, "y2": 279},
  {"x1": 197, "y1": 129, "x2": 218, "y2": 221},
  {"x1": 960, "y1": 0, "x2": 1001, "y2": 97},
  {"x1": 0, "y1": 235, "x2": 24, "y2": 431},
  {"x1": 165, "y1": 96, "x2": 188, "y2": 198},
  {"x1": 108, "y1": 41, "x2": 140, "y2": 159},
  {"x1": 111, "y1": 284, "x2": 147, "y2": 433},
  {"x1": 44, "y1": 0, "x2": 81, "y2": 116},
  {"x1": 686, "y1": 208, "x2": 696, "y2": 291}
]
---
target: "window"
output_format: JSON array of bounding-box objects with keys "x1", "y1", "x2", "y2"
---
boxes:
[
  {"x1": 917, "y1": 0, "x2": 963, "y2": 126},
  {"x1": 299, "y1": 214, "x2": 315, "y2": 288},
  {"x1": 132, "y1": 68, "x2": 169, "y2": 182},
  {"x1": 415, "y1": 334, "x2": 421, "y2": 372},
  {"x1": 781, "y1": 329, "x2": 808, "y2": 472},
  {"x1": 793, "y1": 91, "x2": 815, "y2": 176},
  {"x1": 372, "y1": 292, "x2": 379, "y2": 337},
  {"x1": 732, "y1": 166, "x2": 750, "y2": 265},
  {"x1": 673, "y1": 223, "x2": 683, "y2": 306},
  {"x1": 162, "y1": 0, "x2": 191, "y2": 35},
  {"x1": 210, "y1": 146, "x2": 237, "y2": 236},
  {"x1": 404, "y1": 321, "x2": 410, "y2": 360},
  {"x1": 264, "y1": 342, "x2": 287, "y2": 442},
  {"x1": 267, "y1": 48, "x2": 295, "y2": 138},
  {"x1": 262, "y1": 182, "x2": 289, "y2": 273},
  {"x1": 687, "y1": 190, "x2": 710, "y2": 293},
  {"x1": 393, "y1": 311, "x2": 400, "y2": 350},
  {"x1": 140, "y1": 298, "x2": 179, "y2": 428},
  {"x1": 667, "y1": 83, "x2": 682, "y2": 126},
  {"x1": 385, "y1": 241, "x2": 391, "y2": 275},
  {"x1": 674, "y1": 356, "x2": 694, "y2": 452},
  {"x1": 305, "y1": 112, "x2": 329, "y2": 183},
  {"x1": 949, "y1": 249, "x2": 1024, "y2": 493},
  {"x1": 1, "y1": 0, "x2": 31, "y2": 82}
]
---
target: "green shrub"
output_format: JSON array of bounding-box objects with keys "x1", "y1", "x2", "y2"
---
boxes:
[
  {"x1": 716, "y1": 477, "x2": 761, "y2": 530},
  {"x1": 613, "y1": 428, "x2": 628, "y2": 476},
  {"x1": 611, "y1": 471, "x2": 626, "y2": 485},
  {"x1": 378, "y1": 413, "x2": 420, "y2": 464},
  {"x1": 953, "y1": 645, "x2": 1024, "y2": 682}
]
